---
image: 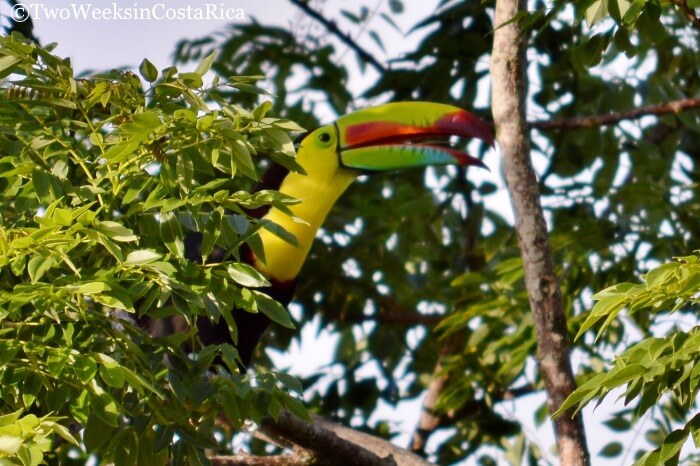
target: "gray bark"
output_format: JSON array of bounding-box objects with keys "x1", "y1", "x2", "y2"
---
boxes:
[{"x1": 490, "y1": 1, "x2": 591, "y2": 465}]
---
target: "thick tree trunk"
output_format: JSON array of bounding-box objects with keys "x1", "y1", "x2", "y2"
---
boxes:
[{"x1": 489, "y1": 1, "x2": 591, "y2": 465}]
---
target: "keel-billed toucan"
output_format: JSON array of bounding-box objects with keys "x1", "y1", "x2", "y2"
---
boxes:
[{"x1": 186, "y1": 101, "x2": 493, "y2": 369}]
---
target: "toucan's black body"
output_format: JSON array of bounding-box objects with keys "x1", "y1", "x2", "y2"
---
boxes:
[
  {"x1": 183, "y1": 232, "x2": 295, "y2": 368},
  {"x1": 182, "y1": 163, "x2": 295, "y2": 369}
]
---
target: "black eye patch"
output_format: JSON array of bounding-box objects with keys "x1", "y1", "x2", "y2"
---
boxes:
[{"x1": 318, "y1": 132, "x2": 331, "y2": 143}]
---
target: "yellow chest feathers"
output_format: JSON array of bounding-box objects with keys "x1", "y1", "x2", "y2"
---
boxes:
[{"x1": 254, "y1": 144, "x2": 357, "y2": 282}]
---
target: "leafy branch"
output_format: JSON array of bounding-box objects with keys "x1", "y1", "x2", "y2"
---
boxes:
[{"x1": 556, "y1": 254, "x2": 700, "y2": 466}]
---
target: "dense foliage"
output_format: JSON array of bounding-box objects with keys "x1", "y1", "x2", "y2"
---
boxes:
[
  {"x1": 558, "y1": 254, "x2": 700, "y2": 465},
  {"x1": 3, "y1": 0, "x2": 700, "y2": 464},
  {"x1": 175, "y1": 0, "x2": 700, "y2": 464},
  {"x1": 0, "y1": 35, "x2": 307, "y2": 465}
]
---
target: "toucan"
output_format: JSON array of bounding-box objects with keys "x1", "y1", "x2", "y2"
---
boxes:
[{"x1": 184, "y1": 101, "x2": 493, "y2": 370}]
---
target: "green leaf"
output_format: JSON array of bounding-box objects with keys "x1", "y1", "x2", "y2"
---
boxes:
[
  {"x1": 599, "y1": 441, "x2": 623, "y2": 458},
  {"x1": 275, "y1": 372, "x2": 304, "y2": 395},
  {"x1": 284, "y1": 397, "x2": 309, "y2": 421},
  {"x1": 341, "y1": 10, "x2": 361, "y2": 24},
  {"x1": 0, "y1": 435, "x2": 22, "y2": 455},
  {"x1": 603, "y1": 363, "x2": 646, "y2": 388},
  {"x1": 636, "y1": 4, "x2": 666, "y2": 44},
  {"x1": 48, "y1": 422, "x2": 80, "y2": 446},
  {"x1": 253, "y1": 291, "x2": 294, "y2": 329},
  {"x1": 230, "y1": 140, "x2": 258, "y2": 180},
  {"x1": 139, "y1": 58, "x2": 158, "y2": 82},
  {"x1": 0, "y1": 55, "x2": 21, "y2": 76},
  {"x1": 554, "y1": 373, "x2": 606, "y2": 417},
  {"x1": 77, "y1": 281, "x2": 110, "y2": 294},
  {"x1": 46, "y1": 350, "x2": 69, "y2": 377},
  {"x1": 260, "y1": 219, "x2": 299, "y2": 247},
  {"x1": 179, "y1": 72, "x2": 203, "y2": 89},
  {"x1": 124, "y1": 250, "x2": 162, "y2": 265},
  {"x1": 113, "y1": 430, "x2": 138, "y2": 466},
  {"x1": 96, "y1": 221, "x2": 138, "y2": 242},
  {"x1": 658, "y1": 429, "x2": 688, "y2": 463},
  {"x1": 271, "y1": 119, "x2": 306, "y2": 132},
  {"x1": 90, "y1": 392, "x2": 120, "y2": 427},
  {"x1": 389, "y1": 0, "x2": 404, "y2": 14},
  {"x1": 83, "y1": 411, "x2": 116, "y2": 452},
  {"x1": 253, "y1": 101, "x2": 272, "y2": 121},
  {"x1": 27, "y1": 256, "x2": 53, "y2": 283},
  {"x1": 0, "y1": 342, "x2": 20, "y2": 368},
  {"x1": 368, "y1": 31, "x2": 386, "y2": 52},
  {"x1": 100, "y1": 364, "x2": 125, "y2": 389},
  {"x1": 52, "y1": 207, "x2": 72, "y2": 227},
  {"x1": 194, "y1": 51, "x2": 217, "y2": 76},
  {"x1": 73, "y1": 355, "x2": 98, "y2": 384},
  {"x1": 227, "y1": 263, "x2": 270, "y2": 288},
  {"x1": 611, "y1": 0, "x2": 632, "y2": 20},
  {"x1": 621, "y1": 0, "x2": 644, "y2": 23},
  {"x1": 103, "y1": 141, "x2": 139, "y2": 163},
  {"x1": 93, "y1": 290, "x2": 134, "y2": 311},
  {"x1": 585, "y1": 0, "x2": 609, "y2": 27},
  {"x1": 233, "y1": 83, "x2": 273, "y2": 96},
  {"x1": 604, "y1": 416, "x2": 632, "y2": 432},
  {"x1": 201, "y1": 210, "x2": 222, "y2": 259},
  {"x1": 159, "y1": 212, "x2": 185, "y2": 258}
]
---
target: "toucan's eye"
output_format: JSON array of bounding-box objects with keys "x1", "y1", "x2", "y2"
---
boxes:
[{"x1": 318, "y1": 132, "x2": 332, "y2": 143}]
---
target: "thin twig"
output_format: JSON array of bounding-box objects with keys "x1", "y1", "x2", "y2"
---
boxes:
[
  {"x1": 288, "y1": 0, "x2": 387, "y2": 73},
  {"x1": 530, "y1": 97, "x2": 700, "y2": 130},
  {"x1": 669, "y1": 0, "x2": 700, "y2": 30}
]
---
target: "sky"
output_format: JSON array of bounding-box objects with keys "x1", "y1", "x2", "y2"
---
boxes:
[
  {"x1": 1, "y1": 0, "x2": 658, "y2": 464},
  {"x1": 4, "y1": 0, "x2": 295, "y2": 72}
]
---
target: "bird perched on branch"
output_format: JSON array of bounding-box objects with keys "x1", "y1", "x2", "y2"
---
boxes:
[{"x1": 184, "y1": 101, "x2": 493, "y2": 370}]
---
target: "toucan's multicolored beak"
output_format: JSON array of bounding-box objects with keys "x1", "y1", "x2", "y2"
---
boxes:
[{"x1": 335, "y1": 102, "x2": 493, "y2": 172}]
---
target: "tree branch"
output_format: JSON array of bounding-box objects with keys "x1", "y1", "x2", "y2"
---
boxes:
[
  {"x1": 210, "y1": 453, "x2": 308, "y2": 466},
  {"x1": 251, "y1": 411, "x2": 436, "y2": 466},
  {"x1": 308, "y1": 415, "x2": 435, "y2": 466},
  {"x1": 669, "y1": 0, "x2": 700, "y2": 30},
  {"x1": 531, "y1": 97, "x2": 700, "y2": 130},
  {"x1": 288, "y1": 0, "x2": 387, "y2": 74},
  {"x1": 490, "y1": 1, "x2": 590, "y2": 465},
  {"x1": 410, "y1": 337, "x2": 536, "y2": 455},
  {"x1": 409, "y1": 337, "x2": 460, "y2": 455}
]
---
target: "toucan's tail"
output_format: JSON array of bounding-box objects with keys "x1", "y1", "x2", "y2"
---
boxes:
[{"x1": 4, "y1": 0, "x2": 38, "y2": 44}]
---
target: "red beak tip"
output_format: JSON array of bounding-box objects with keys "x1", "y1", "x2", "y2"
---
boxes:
[
  {"x1": 469, "y1": 158, "x2": 490, "y2": 171},
  {"x1": 439, "y1": 110, "x2": 495, "y2": 148}
]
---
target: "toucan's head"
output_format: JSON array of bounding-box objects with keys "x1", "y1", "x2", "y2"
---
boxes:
[
  {"x1": 296, "y1": 101, "x2": 493, "y2": 177},
  {"x1": 258, "y1": 101, "x2": 493, "y2": 282}
]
